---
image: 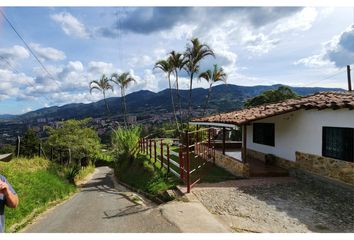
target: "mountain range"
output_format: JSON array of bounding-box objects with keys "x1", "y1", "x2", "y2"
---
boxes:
[{"x1": 8, "y1": 84, "x2": 345, "y2": 122}]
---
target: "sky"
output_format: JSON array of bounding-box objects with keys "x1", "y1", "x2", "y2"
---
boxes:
[{"x1": 0, "y1": 6, "x2": 353, "y2": 114}]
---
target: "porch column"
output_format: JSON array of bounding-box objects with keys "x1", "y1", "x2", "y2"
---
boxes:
[
  {"x1": 241, "y1": 124, "x2": 247, "y2": 163},
  {"x1": 222, "y1": 127, "x2": 226, "y2": 155}
]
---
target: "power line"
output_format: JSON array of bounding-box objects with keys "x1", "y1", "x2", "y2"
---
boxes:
[
  {"x1": 300, "y1": 69, "x2": 347, "y2": 88},
  {"x1": 0, "y1": 9, "x2": 61, "y2": 89}
]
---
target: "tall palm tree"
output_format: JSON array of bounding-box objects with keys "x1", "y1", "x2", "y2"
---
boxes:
[
  {"x1": 199, "y1": 64, "x2": 227, "y2": 116},
  {"x1": 168, "y1": 51, "x2": 186, "y2": 121},
  {"x1": 110, "y1": 72, "x2": 136, "y2": 127},
  {"x1": 183, "y1": 38, "x2": 215, "y2": 119},
  {"x1": 89, "y1": 74, "x2": 113, "y2": 116},
  {"x1": 154, "y1": 59, "x2": 180, "y2": 133}
]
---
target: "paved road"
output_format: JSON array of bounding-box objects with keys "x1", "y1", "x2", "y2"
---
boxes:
[{"x1": 23, "y1": 166, "x2": 180, "y2": 233}]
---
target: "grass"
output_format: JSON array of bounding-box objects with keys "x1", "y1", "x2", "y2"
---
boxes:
[
  {"x1": 74, "y1": 164, "x2": 95, "y2": 183},
  {"x1": 115, "y1": 154, "x2": 180, "y2": 201},
  {"x1": 0, "y1": 157, "x2": 94, "y2": 232}
]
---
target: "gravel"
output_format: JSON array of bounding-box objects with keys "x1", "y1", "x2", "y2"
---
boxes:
[{"x1": 193, "y1": 181, "x2": 354, "y2": 233}]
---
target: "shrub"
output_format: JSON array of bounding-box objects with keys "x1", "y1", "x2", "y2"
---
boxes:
[
  {"x1": 64, "y1": 164, "x2": 81, "y2": 184},
  {"x1": 112, "y1": 126, "x2": 141, "y2": 165}
]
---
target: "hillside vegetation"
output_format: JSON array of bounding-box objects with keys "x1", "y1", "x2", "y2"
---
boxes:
[
  {"x1": 16, "y1": 84, "x2": 344, "y2": 122},
  {"x1": 0, "y1": 157, "x2": 94, "y2": 232}
]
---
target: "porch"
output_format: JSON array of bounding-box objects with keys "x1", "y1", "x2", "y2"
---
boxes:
[{"x1": 191, "y1": 122, "x2": 288, "y2": 178}]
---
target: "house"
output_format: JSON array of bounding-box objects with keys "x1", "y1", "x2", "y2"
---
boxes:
[{"x1": 191, "y1": 91, "x2": 354, "y2": 185}]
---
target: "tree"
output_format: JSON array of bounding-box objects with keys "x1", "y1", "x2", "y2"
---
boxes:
[
  {"x1": 89, "y1": 74, "x2": 113, "y2": 116},
  {"x1": 244, "y1": 86, "x2": 298, "y2": 107},
  {"x1": 154, "y1": 59, "x2": 180, "y2": 133},
  {"x1": 183, "y1": 38, "x2": 215, "y2": 119},
  {"x1": 168, "y1": 51, "x2": 186, "y2": 120},
  {"x1": 20, "y1": 128, "x2": 40, "y2": 158},
  {"x1": 110, "y1": 72, "x2": 136, "y2": 127},
  {"x1": 199, "y1": 64, "x2": 227, "y2": 116},
  {"x1": 47, "y1": 118, "x2": 101, "y2": 164}
]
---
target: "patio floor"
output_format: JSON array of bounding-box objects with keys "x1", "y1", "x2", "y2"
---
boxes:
[{"x1": 220, "y1": 149, "x2": 288, "y2": 177}]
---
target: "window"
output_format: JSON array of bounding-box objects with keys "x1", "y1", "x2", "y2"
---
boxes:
[
  {"x1": 253, "y1": 123, "x2": 275, "y2": 146},
  {"x1": 322, "y1": 127, "x2": 354, "y2": 162}
]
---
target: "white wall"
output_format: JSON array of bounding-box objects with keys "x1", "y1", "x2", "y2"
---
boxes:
[{"x1": 246, "y1": 109, "x2": 354, "y2": 161}]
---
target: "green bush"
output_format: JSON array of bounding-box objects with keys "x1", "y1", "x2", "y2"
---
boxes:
[
  {"x1": 64, "y1": 164, "x2": 81, "y2": 184},
  {"x1": 112, "y1": 126, "x2": 141, "y2": 165}
]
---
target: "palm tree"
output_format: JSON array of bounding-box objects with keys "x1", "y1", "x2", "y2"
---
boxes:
[
  {"x1": 154, "y1": 59, "x2": 180, "y2": 133},
  {"x1": 183, "y1": 38, "x2": 215, "y2": 119},
  {"x1": 110, "y1": 72, "x2": 136, "y2": 127},
  {"x1": 199, "y1": 64, "x2": 227, "y2": 116},
  {"x1": 89, "y1": 74, "x2": 113, "y2": 116},
  {"x1": 168, "y1": 51, "x2": 186, "y2": 121}
]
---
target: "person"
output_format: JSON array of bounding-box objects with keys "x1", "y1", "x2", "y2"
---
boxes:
[{"x1": 0, "y1": 174, "x2": 18, "y2": 233}]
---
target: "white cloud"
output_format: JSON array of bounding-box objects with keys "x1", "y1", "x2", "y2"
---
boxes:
[
  {"x1": 51, "y1": 12, "x2": 90, "y2": 39},
  {"x1": 242, "y1": 31, "x2": 280, "y2": 55},
  {"x1": 295, "y1": 24, "x2": 354, "y2": 69},
  {"x1": 0, "y1": 45, "x2": 30, "y2": 66},
  {"x1": 272, "y1": 7, "x2": 318, "y2": 35},
  {"x1": 29, "y1": 43, "x2": 66, "y2": 61},
  {"x1": 128, "y1": 55, "x2": 153, "y2": 68},
  {"x1": 294, "y1": 53, "x2": 333, "y2": 68},
  {"x1": 160, "y1": 23, "x2": 197, "y2": 40},
  {"x1": 22, "y1": 107, "x2": 33, "y2": 113},
  {"x1": 0, "y1": 69, "x2": 35, "y2": 100},
  {"x1": 88, "y1": 61, "x2": 116, "y2": 75}
]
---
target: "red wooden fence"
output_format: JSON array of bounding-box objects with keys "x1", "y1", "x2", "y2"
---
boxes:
[{"x1": 138, "y1": 128, "x2": 216, "y2": 193}]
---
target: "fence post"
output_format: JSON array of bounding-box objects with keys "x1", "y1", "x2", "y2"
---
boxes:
[
  {"x1": 179, "y1": 144, "x2": 184, "y2": 180},
  {"x1": 144, "y1": 138, "x2": 146, "y2": 154},
  {"x1": 208, "y1": 128, "x2": 211, "y2": 158},
  {"x1": 212, "y1": 146, "x2": 216, "y2": 164},
  {"x1": 16, "y1": 136, "x2": 20, "y2": 158},
  {"x1": 196, "y1": 125, "x2": 199, "y2": 155},
  {"x1": 154, "y1": 140, "x2": 157, "y2": 163},
  {"x1": 149, "y1": 139, "x2": 152, "y2": 159},
  {"x1": 167, "y1": 144, "x2": 170, "y2": 174},
  {"x1": 186, "y1": 130, "x2": 190, "y2": 193},
  {"x1": 146, "y1": 138, "x2": 148, "y2": 154},
  {"x1": 160, "y1": 140, "x2": 163, "y2": 169},
  {"x1": 143, "y1": 138, "x2": 146, "y2": 154}
]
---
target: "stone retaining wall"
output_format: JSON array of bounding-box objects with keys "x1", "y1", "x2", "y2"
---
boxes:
[
  {"x1": 214, "y1": 150, "x2": 250, "y2": 178},
  {"x1": 246, "y1": 148, "x2": 354, "y2": 185},
  {"x1": 295, "y1": 151, "x2": 354, "y2": 185}
]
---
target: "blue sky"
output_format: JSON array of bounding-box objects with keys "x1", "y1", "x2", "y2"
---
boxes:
[{"x1": 0, "y1": 7, "x2": 353, "y2": 114}]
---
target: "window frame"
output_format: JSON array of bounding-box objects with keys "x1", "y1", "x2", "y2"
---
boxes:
[{"x1": 322, "y1": 126, "x2": 354, "y2": 162}]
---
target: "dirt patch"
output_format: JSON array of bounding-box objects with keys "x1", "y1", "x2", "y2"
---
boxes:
[{"x1": 193, "y1": 181, "x2": 354, "y2": 233}]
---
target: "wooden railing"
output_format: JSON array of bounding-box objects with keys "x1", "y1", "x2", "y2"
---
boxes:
[{"x1": 139, "y1": 128, "x2": 217, "y2": 193}]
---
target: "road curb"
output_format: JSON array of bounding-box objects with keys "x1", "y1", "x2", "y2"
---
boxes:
[{"x1": 112, "y1": 173, "x2": 165, "y2": 204}]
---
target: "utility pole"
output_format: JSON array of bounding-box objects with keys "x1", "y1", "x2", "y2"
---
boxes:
[{"x1": 347, "y1": 65, "x2": 352, "y2": 92}]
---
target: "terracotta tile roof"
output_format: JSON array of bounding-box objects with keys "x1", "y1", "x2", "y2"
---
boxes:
[{"x1": 192, "y1": 91, "x2": 354, "y2": 126}]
